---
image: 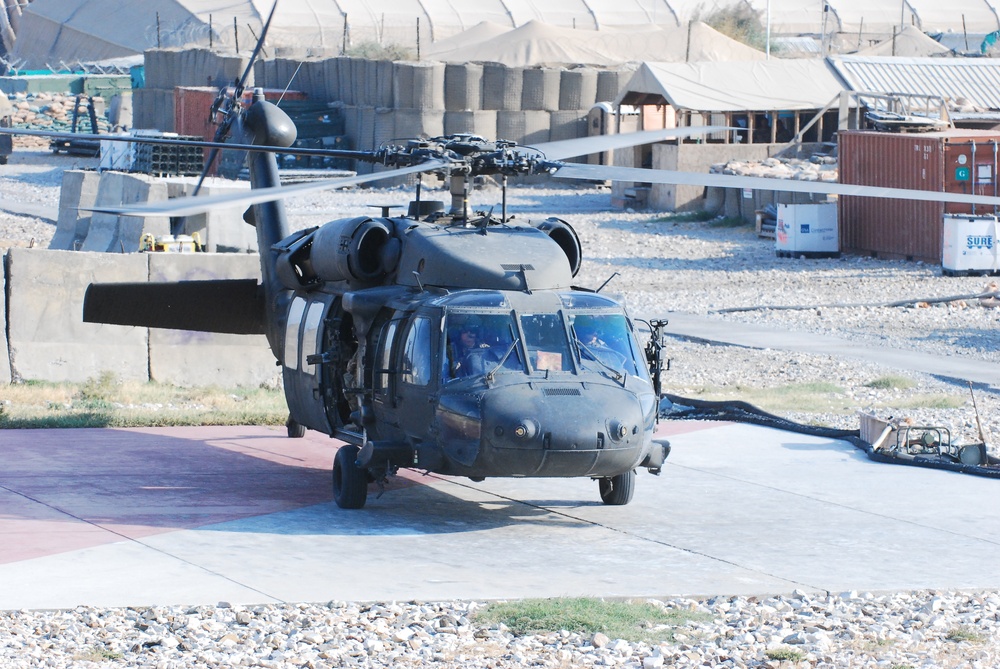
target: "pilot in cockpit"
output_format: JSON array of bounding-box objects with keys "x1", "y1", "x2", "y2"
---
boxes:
[{"x1": 446, "y1": 316, "x2": 492, "y2": 379}]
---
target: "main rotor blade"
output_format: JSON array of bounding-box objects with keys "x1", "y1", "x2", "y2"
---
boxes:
[
  {"x1": 84, "y1": 159, "x2": 449, "y2": 218},
  {"x1": 552, "y1": 162, "x2": 1000, "y2": 208},
  {"x1": 531, "y1": 126, "x2": 732, "y2": 161},
  {"x1": 237, "y1": 0, "x2": 280, "y2": 96}
]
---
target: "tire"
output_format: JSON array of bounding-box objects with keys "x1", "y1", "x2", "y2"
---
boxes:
[
  {"x1": 333, "y1": 445, "x2": 368, "y2": 509},
  {"x1": 286, "y1": 417, "x2": 306, "y2": 438},
  {"x1": 599, "y1": 470, "x2": 635, "y2": 505}
]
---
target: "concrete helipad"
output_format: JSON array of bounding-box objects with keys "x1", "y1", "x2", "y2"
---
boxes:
[{"x1": 2, "y1": 422, "x2": 1000, "y2": 610}]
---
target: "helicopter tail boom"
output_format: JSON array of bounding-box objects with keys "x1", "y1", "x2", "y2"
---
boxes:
[{"x1": 83, "y1": 279, "x2": 265, "y2": 335}]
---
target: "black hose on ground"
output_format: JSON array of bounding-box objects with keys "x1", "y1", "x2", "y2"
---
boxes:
[{"x1": 660, "y1": 393, "x2": 1000, "y2": 479}]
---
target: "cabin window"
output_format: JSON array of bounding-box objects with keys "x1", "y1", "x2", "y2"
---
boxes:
[
  {"x1": 284, "y1": 297, "x2": 307, "y2": 370},
  {"x1": 376, "y1": 320, "x2": 399, "y2": 392},
  {"x1": 400, "y1": 316, "x2": 433, "y2": 386},
  {"x1": 520, "y1": 313, "x2": 572, "y2": 372},
  {"x1": 301, "y1": 301, "x2": 325, "y2": 375}
]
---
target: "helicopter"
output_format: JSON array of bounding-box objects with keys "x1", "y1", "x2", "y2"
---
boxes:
[{"x1": 8, "y1": 5, "x2": 1000, "y2": 510}]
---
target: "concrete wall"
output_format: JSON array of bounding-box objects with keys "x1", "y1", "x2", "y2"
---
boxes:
[
  {"x1": 6, "y1": 248, "x2": 149, "y2": 383},
  {"x1": 3, "y1": 248, "x2": 278, "y2": 387},
  {"x1": 650, "y1": 143, "x2": 776, "y2": 212},
  {"x1": 147, "y1": 253, "x2": 276, "y2": 387}
]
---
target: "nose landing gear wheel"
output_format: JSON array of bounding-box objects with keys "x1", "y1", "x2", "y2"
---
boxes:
[
  {"x1": 333, "y1": 444, "x2": 369, "y2": 509},
  {"x1": 599, "y1": 469, "x2": 635, "y2": 505}
]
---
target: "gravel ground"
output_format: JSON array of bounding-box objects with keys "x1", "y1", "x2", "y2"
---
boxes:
[
  {"x1": 2, "y1": 591, "x2": 999, "y2": 668},
  {"x1": 2, "y1": 149, "x2": 1000, "y2": 667}
]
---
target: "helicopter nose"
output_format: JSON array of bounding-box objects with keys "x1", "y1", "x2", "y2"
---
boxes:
[{"x1": 481, "y1": 383, "x2": 646, "y2": 477}]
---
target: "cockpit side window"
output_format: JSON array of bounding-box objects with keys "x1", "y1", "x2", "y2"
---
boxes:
[
  {"x1": 400, "y1": 316, "x2": 433, "y2": 386},
  {"x1": 520, "y1": 313, "x2": 572, "y2": 372}
]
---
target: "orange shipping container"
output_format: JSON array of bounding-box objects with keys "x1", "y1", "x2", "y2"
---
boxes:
[{"x1": 839, "y1": 129, "x2": 1000, "y2": 263}]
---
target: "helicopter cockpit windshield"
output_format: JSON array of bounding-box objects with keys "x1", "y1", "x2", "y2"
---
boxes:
[{"x1": 440, "y1": 291, "x2": 648, "y2": 384}]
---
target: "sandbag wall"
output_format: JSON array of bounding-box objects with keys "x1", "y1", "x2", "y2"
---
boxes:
[
  {"x1": 135, "y1": 49, "x2": 634, "y2": 161},
  {"x1": 1, "y1": 248, "x2": 277, "y2": 387},
  {"x1": 135, "y1": 48, "x2": 251, "y2": 132}
]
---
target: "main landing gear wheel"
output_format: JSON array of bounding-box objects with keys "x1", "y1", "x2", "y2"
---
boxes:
[
  {"x1": 599, "y1": 470, "x2": 635, "y2": 505},
  {"x1": 333, "y1": 444, "x2": 368, "y2": 509}
]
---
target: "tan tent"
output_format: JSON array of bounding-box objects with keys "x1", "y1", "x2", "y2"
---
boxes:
[
  {"x1": 853, "y1": 26, "x2": 952, "y2": 57},
  {"x1": 429, "y1": 20, "x2": 765, "y2": 67}
]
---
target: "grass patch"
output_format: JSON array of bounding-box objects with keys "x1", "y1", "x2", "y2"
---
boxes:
[
  {"x1": 474, "y1": 598, "x2": 705, "y2": 644},
  {"x1": 896, "y1": 394, "x2": 965, "y2": 410},
  {"x1": 74, "y1": 647, "x2": 123, "y2": 661},
  {"x1": 864, "y1": 375, "x2": 916, "y2": 390},
  {"x1": 765, "y1": 646, "x2": 806, "y2": 662},
  {"x1": 690, "y1": 381, "x2": 847, "y2": 414},
  {"x1": 0, "y1": 373, "x2": 288, "y2": 429},
  {"x1": 946, "y1": 626, "x2": 985, "y2": 643}
]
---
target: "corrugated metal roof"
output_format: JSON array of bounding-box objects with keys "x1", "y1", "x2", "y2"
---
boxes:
[{"x1": 829, "y1": 56, "x2": 1000, "y2": 110}]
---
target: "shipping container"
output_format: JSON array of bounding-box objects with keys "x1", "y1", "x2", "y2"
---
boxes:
[{"x1": 839, "y1": 129, "x2": 1000, "y2": 263}]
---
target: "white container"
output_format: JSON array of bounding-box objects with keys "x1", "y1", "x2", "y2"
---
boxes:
[
  {"x1": 942, "y1": 215, "x2": 999, "y2": 272},
  {"x1": 775, "y1": 203, "x2": 839, "y2": 254}
]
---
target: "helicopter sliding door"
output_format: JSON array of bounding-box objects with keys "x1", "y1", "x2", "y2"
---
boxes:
[{"x1": 282, "y1": 294, "x2": 337, "y2": 434}]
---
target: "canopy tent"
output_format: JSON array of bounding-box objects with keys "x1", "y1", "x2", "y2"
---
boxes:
[
  {"x1": 429, "y1": 20, "x2": 765, "y2": 67},
  {"x1": 617, "y1": 59, "x2": 848, "y2": 112},
  {"x1": 853, "y1": 25, "x2": 952, "y2": 57}
]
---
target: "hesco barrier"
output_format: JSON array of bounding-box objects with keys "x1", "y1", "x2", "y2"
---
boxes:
[{"x1": 3, "y1": 248, "x2": 278, "y2": 387}]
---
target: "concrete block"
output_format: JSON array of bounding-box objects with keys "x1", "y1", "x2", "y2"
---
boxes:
[
  {"x1": 82, "y1": 172, "x2": 170, "y2": 253},
  {"x1": 0, "y1": 253, "x2": 9, "y2": 383},
  {"x1": 49, "y1": 170, "x2": 101, "y2": 251},
  {"x1": 147, "y1": 253, "x2": 277, "y2": 388},
  {"x1": 165, "y1": 176, "x2": 255, "y2": 253},
  {"x1": 6, "y1": 248, "x2": 149, "y2": 383}
]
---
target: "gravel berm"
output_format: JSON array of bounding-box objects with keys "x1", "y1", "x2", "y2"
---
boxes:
[{"x1": 1, "y1": 149, "x2": 998, "y2": 667}]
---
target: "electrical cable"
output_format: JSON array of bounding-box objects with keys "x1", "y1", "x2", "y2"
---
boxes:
[{"x1": 660, "y1": 393, "x2": 1000, "y2": 479}]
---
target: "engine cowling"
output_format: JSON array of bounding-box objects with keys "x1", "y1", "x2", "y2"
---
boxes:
[
  {"x1": 535, "y1": 217, "x2": 582, "y2": 277},
  {"x1": 275, "y1": 217, "x2": 400, "y2": 288}
]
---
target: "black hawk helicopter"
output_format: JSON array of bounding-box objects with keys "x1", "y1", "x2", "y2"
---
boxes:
[{"x1": 9, "y1": 3, "x2": 1000, "y2": 509}]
